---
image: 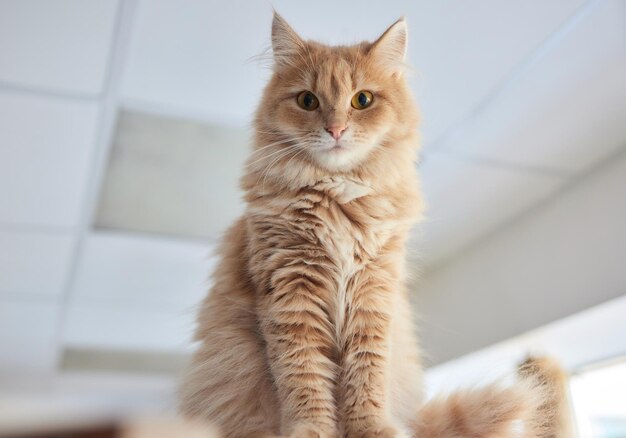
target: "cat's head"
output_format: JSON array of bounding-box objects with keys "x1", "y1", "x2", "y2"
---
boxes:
[{"x1": 251, "y1": 13, "x2": 418, "y2": 183}]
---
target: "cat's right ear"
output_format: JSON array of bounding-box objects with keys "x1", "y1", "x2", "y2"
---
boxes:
[
  {"x1": 371, "y1": 18, "x2": 408, "y2": 76},
  {"x1": 271, "y1": 12, "x2": 304, "y2": 69}
]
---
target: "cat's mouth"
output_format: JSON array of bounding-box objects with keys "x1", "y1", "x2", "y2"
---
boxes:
[
  {"x1": 309, "y1": 141, "x2": 361, "y2": 171},
  {"x1": 321, "y1": 142, "x2": 349, "y2": 153}
]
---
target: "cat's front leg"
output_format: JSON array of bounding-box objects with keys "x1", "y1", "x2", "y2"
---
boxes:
[
  {"x1": 259, "y1": 260, "x2": 339, "y2": 438},
  {"x1": 340, "y1": 260, "x2": 406, "y2": 438}
]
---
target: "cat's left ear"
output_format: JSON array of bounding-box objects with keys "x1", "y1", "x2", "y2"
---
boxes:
[
  {"x1": 271, "y1": 12, "x2": 305, "y2": 69},
  {"x1": 371, "y1": 18, "x2": 408, "y2": 75}
]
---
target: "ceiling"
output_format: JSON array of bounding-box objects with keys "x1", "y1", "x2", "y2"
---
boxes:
[
  {"x1": 0, "y1": 0, "x2": 625, "y2": 378},
  {"x1": 118, "y1": 0, "x2": 626, "y2": 267}
]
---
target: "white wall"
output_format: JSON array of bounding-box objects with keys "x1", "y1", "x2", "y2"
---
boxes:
[
  {"x1": 425, "y1": 294, "x2": 626, "y2": 394},
  {"x1": 416, "y1": 147, "x2": 626, "y2": 365}
]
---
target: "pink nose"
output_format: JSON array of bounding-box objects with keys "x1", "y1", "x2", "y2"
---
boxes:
[{"x1": 325, "y1": 125, "x2": 346, "y2": 140}]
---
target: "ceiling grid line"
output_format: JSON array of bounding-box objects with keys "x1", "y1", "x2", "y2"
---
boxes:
[
  {"x1": 425, "y1": 0, "x2": 601, "y2": 155},
  {"x1": 425, "y1": 149, "x2": 575, "y2": 178},
  {"x1": 52, "y1": 0, "x2": 139, "y2": 362},
  {"x1": 0, "y1": 80, "x2": 103, "y2": 102}
]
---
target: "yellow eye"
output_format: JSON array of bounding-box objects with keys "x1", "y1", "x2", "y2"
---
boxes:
[
  {"x1": 351, "y1": 90, "x2": 374, "y2": 109},
  {"x1": 297, "y1": 91, "x2": 319, "y2": 111}
]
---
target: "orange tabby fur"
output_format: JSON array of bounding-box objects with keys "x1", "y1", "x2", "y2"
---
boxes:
[{"x1": 179, "y1": 13, "x2": 568, "y2": 438}]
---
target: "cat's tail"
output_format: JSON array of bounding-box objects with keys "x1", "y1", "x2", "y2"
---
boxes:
[
  {"x1": 518, "y1": 356, "x2": 575, "y2": 438},
  {"x1": 410, "y1": 356, "x2": 574, "y2": 438}
]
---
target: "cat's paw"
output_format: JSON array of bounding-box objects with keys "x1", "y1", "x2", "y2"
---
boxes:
[
  {"x1": 312, "y1": 176, "x2": 372, "y2": 204},
  {"x1": 286, "y1": 424, "x2": 335, "y2": 438},
  {"x1": 360, "y1": 424, "x2": 410, "y2": 438}
]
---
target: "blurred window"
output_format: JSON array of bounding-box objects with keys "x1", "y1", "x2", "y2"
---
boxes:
[{"x1": 570, "y1": 359, "x2": 626, "y2": 438}]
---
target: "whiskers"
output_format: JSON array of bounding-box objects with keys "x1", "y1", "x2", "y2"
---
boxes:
[
  {"x1": 244, "y1": 129, "x2": 313, "y2": 187},
  {"x1": 245, "y1": 136, "x2": 304, "y2": 168},
  {"x1": 257, "y1": 141, "x2": 309, "y2": 187}
]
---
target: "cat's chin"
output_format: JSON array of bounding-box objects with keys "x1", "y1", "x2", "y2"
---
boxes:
[
  {"x1": 312, "y1": 150, "x2": 359, "y2": 172},
  {"x1": 311, "y1": 144, "x2": 372, "y2": 173}
]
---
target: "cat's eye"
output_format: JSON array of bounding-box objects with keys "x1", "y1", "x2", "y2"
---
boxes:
[
  {"x1": 351, "y1": 91, "x2": 374, "y2": 110},
  {"x1": 297, "y1": 91, "x2": 319, "y2": 111}
]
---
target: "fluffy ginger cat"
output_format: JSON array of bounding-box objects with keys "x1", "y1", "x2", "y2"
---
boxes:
[{"x1": 179, "y1": 13, "x2": 565, "y2": 438}]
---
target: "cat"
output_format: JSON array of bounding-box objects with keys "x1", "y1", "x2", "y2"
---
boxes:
[{"x1": 179, "y1": 13, "x2": 566, "y2": 438}]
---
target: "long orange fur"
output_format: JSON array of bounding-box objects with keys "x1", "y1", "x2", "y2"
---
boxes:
[{"x1": 179, "y1": 13, "x2": 570, "y2": 438}]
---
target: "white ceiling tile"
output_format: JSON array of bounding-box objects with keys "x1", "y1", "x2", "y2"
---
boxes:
[
  {"x1": 70, "y1": 231, "x2": 213, "y2": 312},
  {"x1": 121, "y1": 0, "x2": 270, "y2": 125},
  {"x1": 417, "y1": 153, "x2": 567, "y2": 267},
  {"x1": 0, "y1": 298, "x2": 61, "y2": 375},
  {"x1": 63, "y1": 303, "x2": 196, "y2": 353},
  {"x1": 0, "y1": 0, "x2": 119, "y2": 95},
  {"x1": 0, "y1": 231, "x2": 74, "y2": 298},
  {"x1": 409, "y1": 0, "x2": 587, "y2": 145},
  {"x1": 0, "y1": 92, "x2": 100, "y2": 228},
  {"x1": 65, "y1": 231, "x2": 215, "y2": 353},
  {"x1": 440, "y1": 0, "x2": 626, "y2": 172}
]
